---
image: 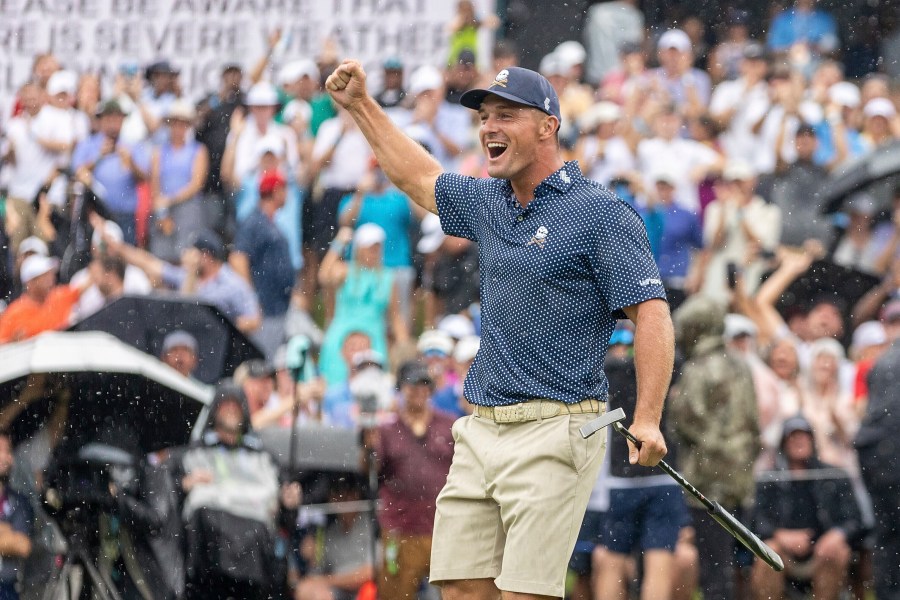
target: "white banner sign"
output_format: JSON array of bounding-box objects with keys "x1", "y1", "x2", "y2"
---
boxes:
[{"x1": 0, "y1": 0, "x2": 494, "y2": 106}]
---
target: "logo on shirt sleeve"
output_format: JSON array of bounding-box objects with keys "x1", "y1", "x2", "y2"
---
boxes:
[{"x1": 639, "y1": 278, "x2": 662, "y2": 286}]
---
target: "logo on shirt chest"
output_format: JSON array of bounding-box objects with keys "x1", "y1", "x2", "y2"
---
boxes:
[{"x1": 527, "y1": 225, "x2": 549, "y2": 248}]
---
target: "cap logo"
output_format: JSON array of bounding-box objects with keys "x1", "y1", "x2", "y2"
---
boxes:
[
  {"x1": 491, "y1": 69, "x2": 509, "y2": 88},
  {"x1": 544, "y1": 97, "x2": 550, "y2": 111}
]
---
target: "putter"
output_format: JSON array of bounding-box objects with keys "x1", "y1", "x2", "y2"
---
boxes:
[{"x1": 580, "y1": 409, "x2": 784, "y2": 572}]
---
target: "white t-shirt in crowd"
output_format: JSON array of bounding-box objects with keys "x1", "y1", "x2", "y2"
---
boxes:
[
  {"x1": 702, "y1": 196, "x2": 782, "y2": 300},
  {"x1": 709, "y1": 78, "x2": 770, "y2": 167},
  {"x1": 580, "y1": 135, "x2": 635, "y2": 187},
  {"x1": 637, "y1": 136, "x2": 719, "y2": 212},
  {"x1": 68, "y1": 264, "x2": 153, "y2": 323},
  {"x1": 232, "y1": 117, "x2": 300, "y2": 184},
  {"x1": 3, "y1": 115, "x2": 58, "y2": 200},
  {"x1": 312, "y1": 117, "x2": 372, "y2": 190}
]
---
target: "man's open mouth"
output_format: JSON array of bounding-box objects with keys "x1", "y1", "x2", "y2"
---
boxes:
[{"x1": 487, "y1": 142, "x2": 508, "y2": 158}]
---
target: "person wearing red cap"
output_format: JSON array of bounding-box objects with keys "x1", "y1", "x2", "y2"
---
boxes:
[{"x1": 230, "y1": 170, "x2": 296, "y2": 360}]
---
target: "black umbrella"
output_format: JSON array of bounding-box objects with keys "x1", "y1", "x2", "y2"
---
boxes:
[
  {"x1": 777, "y1": 259, "x2": 880, "y2": 328},
  {"x1": 70, "y1": 295, "x2": 264, "y2": 384},
  {"x1": 0, "y1": 331, "x2": 212, "y2": 453},
  {"x1": 822, "y1": 140, "x2": 900, "y2": 214}
]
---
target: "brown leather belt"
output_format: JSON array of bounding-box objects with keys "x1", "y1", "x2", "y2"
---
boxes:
[{"x1": 474, "y1": 399, "x2": 603, "y2": 424}]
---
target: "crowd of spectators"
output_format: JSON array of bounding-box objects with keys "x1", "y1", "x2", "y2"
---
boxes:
[{"x1": 0, "y1": 0, "x2": 899, "y2": 598}]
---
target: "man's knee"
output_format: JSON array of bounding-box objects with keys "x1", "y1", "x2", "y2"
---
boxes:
[
  {"x1": 440, "y1": 579, "x2": 501, "y2": 600},
  {"x1": 814, "y1": 531, "x2": 851, "y2": 567}
]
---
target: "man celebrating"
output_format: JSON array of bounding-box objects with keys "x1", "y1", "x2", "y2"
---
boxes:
[{"x1": 326, "y1": 61, "x2": 673, "y2": 599}]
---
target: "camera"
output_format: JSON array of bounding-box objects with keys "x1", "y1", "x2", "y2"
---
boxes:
[
  {"x1": 45, "y1": 443, "x2": 138, "y2": 518},
  {"x1": 349, "y1": 367, "x2": 392, "y2": 429}
]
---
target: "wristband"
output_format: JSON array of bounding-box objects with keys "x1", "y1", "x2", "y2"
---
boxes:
[{"x1": 329, "y1": 240, "x2": 346, "y2": 255}]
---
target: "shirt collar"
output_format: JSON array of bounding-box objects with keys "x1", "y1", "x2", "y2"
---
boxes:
[{"x1": 537, "y1": 161, "x2": 580, "y2": 196}]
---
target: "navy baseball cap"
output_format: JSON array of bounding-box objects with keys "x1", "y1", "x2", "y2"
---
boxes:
[{"x1": 460, "y1": 67, "x2": 561, "y2": 123}]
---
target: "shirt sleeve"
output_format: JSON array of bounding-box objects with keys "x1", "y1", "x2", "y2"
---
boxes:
[
  {"x1": 72, "y1": 138, "x2": 93, "y2": 170},
  {"x1": 590, "y1": 200, "x2": 667, "y2": 318},
  {"x1": 161, "y1": 263, "x2": 187, "y2": 289},
  {"x1": 10, "y1": 495, "x2": 33, "y2": 537},
  {"x1": 434, "y1": 172, "x2": 479, "y2": 241}
]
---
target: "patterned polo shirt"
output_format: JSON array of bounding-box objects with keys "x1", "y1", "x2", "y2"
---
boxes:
[{"x1": 435, "y1": 161, "x2": 666, "y2": 406}]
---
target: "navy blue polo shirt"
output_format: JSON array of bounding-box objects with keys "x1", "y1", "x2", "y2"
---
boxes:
[{"x1": 435, "y1": 161, "x2": 666, "y2": 406}]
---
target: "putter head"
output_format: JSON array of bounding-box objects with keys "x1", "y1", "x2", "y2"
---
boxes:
[{"x1": 579, "y1": 407, "x2": 626, "y2": 439}]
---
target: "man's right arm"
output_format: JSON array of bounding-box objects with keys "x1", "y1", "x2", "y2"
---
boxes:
[{"x1": 326, "y1": 60, "x2": 443, "y2": 214}]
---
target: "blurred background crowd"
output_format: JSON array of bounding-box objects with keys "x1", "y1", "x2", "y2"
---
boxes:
[{"x1": 0, "y1": 0, "x2": 899, "y2": 598}]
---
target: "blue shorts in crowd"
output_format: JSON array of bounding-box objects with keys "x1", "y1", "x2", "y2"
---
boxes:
[{"x1": 570, "y1": 484, "x2": 687, "y2": 574}]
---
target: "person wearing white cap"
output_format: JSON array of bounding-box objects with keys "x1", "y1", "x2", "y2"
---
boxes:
[
  {"x1": 224, "y1": 81, "x2": 298, "y2": 186},
  {"x1": 702, "y1": 160, "x2": 781, "y2": 301},
  {"x1": 573, "y1": 101, "x2": 634, "y2": 188},
  {"x1": 642, "y1": 167, "x2": 703, "y2": 309},
  {"x1": 276, "y1": 59, "x2": 318, "y2": 136},
  {"x1": 708, "y1": 42, "x2": 772, "y2": 167},
  {"x1": 393, "y1": 64, "x2": 470, "y2": 170},
  {"x1": 0, "y1": 254, "x2": 91, "y2": 343},
  {"x1": 338, "y1": 158, "x2": 421, "y2": 327},
  {"x1": 68, "y1": 216, "x2": 152, "y2": 323},
  {"x1": 831, "y1": 192, "x2": 883, "y2": 276},
  {"x1": 317, "y1": 224, "x2": 409, "y2": 385},
  {"x1": 30, "y1": 70, "x2": 90, "y2": 207},
  {"x1": 147, "y1": 99, "x2": 210, "y2": 264},
  {"x1": 648, "y1": 28, "x2": 712, "y2": 113},
  {"x1": 636, "y1": 104, "x2": 720, "y2": 212},
  {"x1": 2, "y1": 81, "x2": 58, "y2": 255},
  {"x1": 304, "y1": 106, "x2": 372, "y2": 299},
  {"x1": 417, "y1": 328, "x2": 461, "y2": 416},
  {"x1": 860, "y1": 97, "x2": 898, "y2": 153},
  {"x1": 539, "y1": 51, "x2": 593, "y2": 147}
]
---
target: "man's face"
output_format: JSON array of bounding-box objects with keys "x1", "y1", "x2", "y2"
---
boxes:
[
  {"x1": 655, "y1": 181, "x2": 676, "y2": 203},
  {"x1": 100, "y1": 113, "x2": 125, "y2": 138},
  {"x1": 163, "y1": 346, "x2": 198, "y2": 377},
  {"x1": 795, "y1": 132, "x2": 817, "y2": 160},
  {"x1": 272, "y1": 184, "x2": 288, "y2": 210},
  {"x1": 0, "y1": 437, "x2": 13, "y2": 480},
  {"x1": 658, "y1": 47, "x2": 684, "y2": 71},
  {"x1": 784, "y1": 430, "x2": 814, "y2": 464},
  {"x1": 213, "y1": 400, "x2": 244, "y2": 445},
  {"x1": 243, "y1": 376, "x2": 274, "y2": 411},
  {"x1": 807, "y1": 303, "x2": 844, "y2": 339},
  {"x1": 26, "y1": 270, "x2": 56, "y2": 299},
  {"x1": 222, "y1": 69, "x2": 243, "y2": 93},
  {"x1": 654, "y1": 111, "x2": 681, "y2": 139},
  {"x1": 384, "y1": 69, "x2": 403, "y2": 90},
  {"x1": 401, "y1": 382, "x2": 431, "y2": 411},
  {"x1": 250, "y1": 105, "x2": 277, "y2": 125},
  {"x1": 341, "y1": 333, "x2": 371, "y2": 368},
  {"x1": 478, "y1": 95, "x2": 548, "y2": 180},
  {"x1": 19, "y1": 85, "x2": 44, "y2": 116}
]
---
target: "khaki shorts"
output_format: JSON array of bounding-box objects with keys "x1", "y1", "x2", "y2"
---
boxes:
[{"x1": 430, "y1": 404, "x2": 607, "y2": 597}]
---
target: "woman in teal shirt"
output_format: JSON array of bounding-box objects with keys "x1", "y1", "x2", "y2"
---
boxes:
[{"x1": 318, "y1": 223, "x2": 410, "y2": 385}]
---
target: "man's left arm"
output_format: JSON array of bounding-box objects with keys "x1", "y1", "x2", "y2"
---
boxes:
[{"x1": 622, "y1": 299, "x2": 673, "y2": 467}]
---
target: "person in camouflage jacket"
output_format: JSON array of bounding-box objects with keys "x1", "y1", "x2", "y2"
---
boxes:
[{"x1": 670, "y1": 295, "x2": 760, "y2": 600}]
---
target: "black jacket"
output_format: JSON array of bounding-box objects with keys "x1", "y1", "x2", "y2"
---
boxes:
[{"x1": 754, "y1": 416, "x2": 865, "y2": 545}]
